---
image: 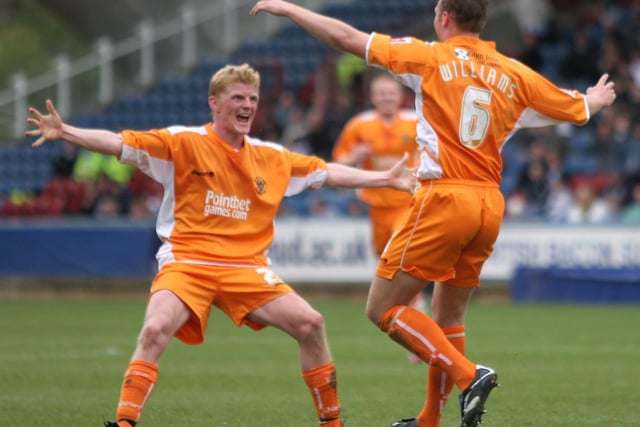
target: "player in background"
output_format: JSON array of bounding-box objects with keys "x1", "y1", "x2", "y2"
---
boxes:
[
  {"x1": 332, "y1": 72, "x2": 431, "y2": 364},
  {"x1": 26, "y1": 63, "x2": 416, "y2": 427},
  {"x1": 250, "y1": 1, "x2": 616, "y2": 426}
]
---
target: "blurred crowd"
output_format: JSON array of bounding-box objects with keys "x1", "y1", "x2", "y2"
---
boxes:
[
  {"x1": 2, "y1": 0, "x2": 639, "y2": 224},
  {"x1": 499, "y1": 0, "x2": 640, "y2": 223}
]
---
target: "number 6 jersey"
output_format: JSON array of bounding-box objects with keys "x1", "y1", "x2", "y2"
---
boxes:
[{"x1": 366, "y1": 33, "x2": 590, "y2": 184}]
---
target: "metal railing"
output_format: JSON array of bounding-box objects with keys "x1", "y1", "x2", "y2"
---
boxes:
[{"x1": 0, "y1": 0, "x2": 334, "y2": 141}]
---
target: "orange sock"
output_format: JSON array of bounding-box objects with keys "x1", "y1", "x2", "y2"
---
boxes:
[
  {"x1": 115, "y1": 359, "x2": 159, "y2": 426},
  {"x1": 302, "y1": 361, "x2": 341, "y2": 426},
  {"x1": 417, "y1": 325, "x2": 466, "y2": 427},
  {"x1": 379, "y1": 306, "x2": 475, "y2": 389}
]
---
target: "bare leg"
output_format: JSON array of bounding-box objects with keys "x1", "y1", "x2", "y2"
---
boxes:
[
  {"x1": 132, "y1": 290, "x2": 191, "y2": 362},
  {"x1": 249, "y1": 293, "x2": 341, "y2": 426},
  {"x1": 111, "y1": 290, "x2": 191, "y2": 426},
  {"x1": 249, "y1": 292, "x2": 332, "y2": 369}
]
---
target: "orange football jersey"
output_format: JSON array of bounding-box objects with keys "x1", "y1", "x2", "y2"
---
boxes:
[
  {"x1": 120, "y1": 123, "x2": 327, "y2": 268},
  {"x1": 332, "y1": 109, "x2": 418, "y2": 208},
  {"x1": 366, "y1": 34, "x2": 590, "y2": 184}
]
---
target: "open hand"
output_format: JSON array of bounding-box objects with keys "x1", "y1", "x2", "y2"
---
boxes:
[
  {"x1": 387, "y1": 152, "x2": 418, "y2": 194},
  {"x1": 25, "y1": 99, "x2": 63, "y2": 147}
]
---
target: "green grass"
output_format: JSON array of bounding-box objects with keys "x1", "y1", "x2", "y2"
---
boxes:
[{"x1": 1, "y1": 295, "x2": 639, "y2": 426}]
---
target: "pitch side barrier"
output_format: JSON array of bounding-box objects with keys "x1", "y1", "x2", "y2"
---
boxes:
[{"x1": 0, "y1": 219, "x2": 638, "y2": 286}]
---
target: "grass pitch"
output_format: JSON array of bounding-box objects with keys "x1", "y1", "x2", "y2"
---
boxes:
[{"x1": 1, "y1": 294, "x2": 638, "y2": 426}]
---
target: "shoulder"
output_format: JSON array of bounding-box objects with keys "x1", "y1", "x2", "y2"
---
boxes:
[
  {"x1": 369, "y1": 33, "x2": 433, "y2": 53},
  {"x1": 165, "y1": 125, "x2": 209, "y2": 136},
  {"x1": 245, "y1": 136, "x2": 287, "y2": 153}
]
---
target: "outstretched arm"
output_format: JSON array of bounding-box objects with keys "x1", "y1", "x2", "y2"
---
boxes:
[
  {"x1": 585, "y1": 73, "x2": 616, "y2": 116},
  {"x1": 325, "y1": 152, "x2": 416, "y2": 193},
  {"x1": 250, "y1": 0, "x2": 369, "y2": 58},
  {"x1": 26, "y1": 99, "x2": 123, "y2": 156}
]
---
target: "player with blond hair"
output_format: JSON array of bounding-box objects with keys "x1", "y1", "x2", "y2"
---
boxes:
[
  {"x1": 26, "y1": 63, "x2": 416, "y2": 427},
  {"x1": 250, "y1": 1, "x2": 616, "y2": 426}
]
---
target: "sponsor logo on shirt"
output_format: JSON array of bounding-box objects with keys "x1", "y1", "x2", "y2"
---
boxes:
[
  {"x1": 204, "y1": 190, "x2": 251, "y2": 220},
  {"x1": 454, "y1": 48, "x2": 470, "y2": 60},
  {"x1": 390, "y1": 37, "x2": 412, "y2": 44}
]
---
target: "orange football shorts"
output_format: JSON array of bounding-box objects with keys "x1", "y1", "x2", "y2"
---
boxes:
[
  {"x1": 377, "y1": 179, "x2": 504, "y2": 288},
  {"x1": 151, "y1": 262, "x2": 293, "y2": 344},
  {"x1": 368, "y1": 204, "x2": 411, "y2": 256}
]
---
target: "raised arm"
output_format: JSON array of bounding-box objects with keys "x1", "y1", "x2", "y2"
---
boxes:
[
  {"x1": 585, "y1": 73, "x2": 616, "y2": 116},
  {"x1": 325, "y1": 152, "x2": 416, "y2": 193},
  {"x1": 250, "y1": 0, "x2": 369, "y2": 58},
  {"x1": 26, "y1": 99, "x2": 123, "y2": 156}
]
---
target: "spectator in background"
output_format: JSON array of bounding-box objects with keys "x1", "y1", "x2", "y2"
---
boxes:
[
  {"x1": 303, "y1": 58, "x2": 360, "y2": 161},
  {"x1": 81, "y1": 174, "x2": 131, "y2": 219},
  {"x1": 514, "y1": 139, "x2": 551, "y2": 218},
  {"x1": 544, "y1": 148, "x2": 566, "y2": 189},
  {"x1": 72, "y1": 149, "x2": 134, "y2": 185},
  {"x1": 305, "y1": 90, "x2": 333, "y2": 160},
  {"x1": 92, "y1": 192, "x2": 122, "y2": 220},
  {"x1": 622, "y1": 120, "x2": 640, "y2": 178},
  {"x1": 621, "y1": 182, "x2": 640, "y2": 223},
  {"x1": 511, "y1": 0, "x2": 551, "y2": 74},
  {"x1": 280, "y1": 105, "x2": 312, "y2": 154},
  {"x1": 609, "y1": 109, "x2": 634, "y2": 172},
  {"x1": 322, "y1": 90, "x2": 358, "y2": 158},
  {"x1": 72, "y1": 149, "x2": 135, "y2": 217},
  {"x1": 602, "y1": 187, "x2": 623, "y2": 222},
  {"x1": 127, "y1": 194, "x2": 155, "y2": 220},
  {"x1": 593, "y1": 112, "x2": 615, "y2": 172},
  {"x1": 566, "y1": 181, "x2": 614, "y2": 224},
  {"x1": 335, "y1": 52, "x2": 368, "y2": 100},
  {"x1": 517, "y1": 159, "x2": 550, "y2": 219},
  {"x1": 51, "y1": 142, "x2": 77, "y2": 179},
  {"x1": 559, "y1": 29, "x2": 600, "y2": 89},
  {"x1": 510, "y1": 0, "x2": 551, "y2": 37},
  {"x1": 545, "y1": 173, "x2": 573, "y2": 222},
  {"x1": 270, "y1": 90, "x2": 301, "y2": 133}
]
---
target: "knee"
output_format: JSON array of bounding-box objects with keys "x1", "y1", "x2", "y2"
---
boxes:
[
  {"x1": 367, "y1": 303, "x2": 404, "y2": 332},
  {"x1": 294, "y1": 309, "x2": 325, "y2": 341},
  {"x1": 365, "y1": 296, "x2": 395, "y2": 327},
  {"x1": 364, "y1": 302, "x2": 381, "y2": 326},
  {"x1": 138, "y1": 317, "x2": 172, "y2": 351}
]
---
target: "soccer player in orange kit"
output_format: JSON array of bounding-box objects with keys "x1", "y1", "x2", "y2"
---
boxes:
[
  {"x1": 333, "y1": 73, "x2": 417, "y2": 258},
  {"x1": 250, "y1": 1, "x2": 617, "y2": 426},
  {"x1": 333, "y1": 73, "x2": 430, "y2": 364},
  {"x1": 26, "y1": 63, "x2": 416, "y2": 427}
]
